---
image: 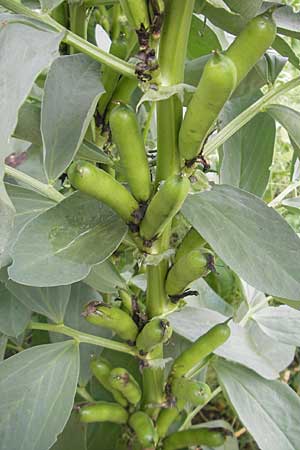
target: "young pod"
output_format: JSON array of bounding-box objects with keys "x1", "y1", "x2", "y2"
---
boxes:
[
  {"x1": 175, "y1": 228, "x2": 206, "y2": 262},
  {"x1": 119, "y1": 0, "x2": 150, "y2": 30},
  {"x1": 179, "y1": 52, "x2": 237, "y2": 163},
  {"x1": 90, "y1": 356, "x2": 127, "y2": 407},
  {"x1": 109, "y1": 367, "x2": 142, "y2": 406},
  {"x1": 171, "y1": 322, "x2": 231, "y2": 378},
  {"x1": 226, "y1": 10, "x2": 277, "y2": 86},
  {"x1": 129, "y1": 411, "x2": 158, "y2": 448},
  {"x1": 162, "y1": 428, "x2": 225, "y2": 450},
  {"x1": 140, "y1": 174, "x2": 190, "y2": 243},
  {"x1": 165, "y1": 249, "x2": 214, "y2": 297},
  {"x1": 172, "y1": 378, "x2": 211, "y2": 407},
  {"x1": 156, "y1": 401, "x2": 185, "y2": 439},
  {"x1": 110, "y1": 104, "x2": 152, "y2": 202},
  {"x1": 79, "y1": 402, "x2": 128, "y2": 424},
  {"x1": 68, "y1": 160, "x2": 140, "y2": 225},
  {"x1": 83, "y1": 301, "x2": 139, "y2": 342},
  {"x1": 136, "y1": 318, "x2": 172, "y2": 354}
]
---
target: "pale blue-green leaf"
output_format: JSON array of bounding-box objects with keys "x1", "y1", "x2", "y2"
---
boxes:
[
  {"x1": 253, "y1": 305, "x2": 300, "y2": 345},
  {"x1": 77, "y1": 140, "x2": 112, "y2": 165},
  {"x1": 84, "y1": 260, "x2": 126, "y2": 294},
  {"x1": 5, "y1": 182, "x2": 55, "y2": 244},
  {"x1": 5, "y1": 279, "x2": 71, "y2": 323},
  {"x1": 0, "y1": 20, "x2": 61, "y2": 151},
  {"x1": 9, "y1": 191, "x2": 127, "y2": 287},
  {"x1": 223, "y1": 0, "x2": 262, "y2": 18},
  {"x1": 0, "y1": 282, "x2": 31, "y2": 337},
  {"x1": 187, "y1": 14, "x2": 221, "y2": 60},
  {"x1": 186, "y1": 278, "x2": 233, "y2": 316},
  {"x1": 50, "y1": 282, "x2": 111, "y2": 386},
  {"x1": 14, "y1": 101, "x2": 42, "y2": 146},
  {"x1": 50, "y1": 411, "x2": 87, "y2": 450},
  {"x1": 267, "y1": 104, "x2": 300, "y2": 148},
  {"x1": 0, "y1": 335, "x2": 7, "y2": 360},
  {"x1": 40, "y1": 0, "x2": 64, "y2": 12},
  {"x1": 273, "y1": 35, "x2": 299, "y2": 69},
  {"x1": 169, "y1": 307, "x2": 292, "y2": 379},
  {"x1": 220, "y1": 92, "x2": 276, "y2": 197},
  {"x1": 0, "y1": 340, "x2": 79, "y2": 450},
  {"x1": 41, "y1": 54, "x2": 104, "y2": 182},
  {"x1": 0, "y1": 187, "x2": 15, "y2": 268},
  {"x1": 215, "y1": 358, "x2": 300, "y2": 450},
  {"x1": 182, "y1": 185, "x2": 300, "y2": 301},
  {"x1": 248, "y1": 320, "x2": 295, "y2": 376}
]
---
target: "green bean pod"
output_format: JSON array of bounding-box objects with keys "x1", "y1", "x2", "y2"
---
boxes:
[
  {"x1": 226, "y1": 10, "x2": 277, "y2": 86},
  {"x1": 179, "y1": 52, "x2": 237, "y2": 163},
  {"x1": 90, "y1": 356, "x2": 128, "y2": 407},
  {"x1": 83, "y1": 301, "x2": 139, "y2": 342},
  {"x1": 79, "y1": 402, "x2": 128, "y2": 424},
  {"x1": 129, "y1": 411, "x2": 158, "y2": 448},
  {"x1": 110, "y1": 104, "x2": 152, "y2": 202},
  {"x1": 136, "y1": 318, "x2": 172, "y2": 354},
  {"x1": 162, "y1": 428, "x2": 225, "y2": 450},
  {"x1": 156, "y1": 398, "x2": 185, "y2": 439},
  {"x1": 140, "y1": 174, "x2": 190, "y2": 243},
  {"x1": 68, "y1": 160, "x2": 141, "y2": 224},
  {"x1": 171, "y1": 322, "x2": 231, "y2": 378},
  {"x1": 172, "y1": 378, "x2": 211, "y2": 407},
  {"x1": 109, "y1": 367, "x2": 142, "y2": 406},
  {"x1": 119, "y1": 0, "x2": 150, "y2": 30},
  {"x1": 165, "y1": 249, "x2": 214, "y2": 297},
  {"x1": 175, "y1": 228, "x2": 206, "y2": 262}
]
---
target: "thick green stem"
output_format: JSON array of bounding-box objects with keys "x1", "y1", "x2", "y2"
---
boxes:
[
  {"x1": 203, "y1": 76, "x2": 300, "y2": 157},
  {"x1": 155, "y1": 0, "x2": 195, "y2": 184},
  {"x1": 29, "y1": 322, "x2": 138, "y2": 356},
  {"x1": 0, "y1": 0, "x2": 136, "y2": 78},
  {"x1": 5, "y1": 165, "x2": 65, "y2": 203}
]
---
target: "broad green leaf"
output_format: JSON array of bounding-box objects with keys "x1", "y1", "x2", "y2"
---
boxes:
[
  {"x1": 0, "y1": 19, "x2": 62, "y2": 151},
  {"x1": 87, "y1": 423, "x2": 123, "y2": 450},
  {"x1": 5, "y1": 182, "x2": 55, "y2": 243},
  {"x1": 182, "y1": 185, "x2": 300, "y2": 301},
  {"x1": 50, "y1": 282, "x2": 111, "y2": 386},
  {"x1": 40, "y1": 0, "x2": 64, "y2": 12},
  {"x1": 5, "y1": 280, "x2": 71, "y2": 324},
  {"x1": 169, "y1": 306, "x2": 293, "y2": 379},
  {"x1": 0, "y1": 189, "x2": 15, "y2": 268},
  {"x1": 272, "y1": 35, "x2": 300, "y2": 69},
  {"x1": 215, "y1": 359, "x2": 300, "y2": 450},
  {"x1": 0, "y1": 282, "x2": 31, "y2": 337},
  {"x1": 220, "y1": 92, "x2": 276, "y2": 197},
  {"x1": 84, "y1": 260, "x2": 126, "y2": 294},
  {"x1": 9, "y1": 191, "x2": 127, "y2": 287},
  {"x1": 253, "y1": 305, "x2": 300, "y2": 345},
  {"x1": 187, "y1": 15, "x2": 221, "y2": 60},
  {"x1": 187, "y1": 278, "x2": 233, "y2": 316},
  {"x1": 223, "y1": 0, "x2": 262, "y2": 19},
  {"x1": 267, "y1": 104, "x2": 300, "y2": 148},
  {"x1": 41, "y1": 54, "x2": 104, "y2": 182},
  {"x1": 272, "y1": 4, "x2": 300, "y2": 40},
  {"x1": 14, "y1": 101, "x2": 110, "y2": 167},
  {"x1": 0, "y1": 340, "x2": 79, "y2": 450},
  {"x1": 14, "y1": 101, "x2": 42, "y2": 146},
  {"x1": 0, "y1": 335, "x2": 7, "y2": 360},
  {"x1": 51, "y1": 411, "x2": 87, "y2": 450}
]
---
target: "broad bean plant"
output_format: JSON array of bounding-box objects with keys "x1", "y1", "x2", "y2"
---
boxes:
[{"x1": 0, "y1": 1, "x2": 300, "y2": 449}]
